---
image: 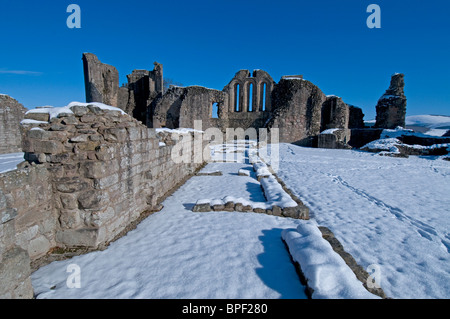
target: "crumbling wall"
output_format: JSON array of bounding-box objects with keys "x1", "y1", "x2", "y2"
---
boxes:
[
  {"x1": 0, "y1": 95, "x2": 27, "y2": 154},
  {"x1": 348, "y1": 105, "x2": 365, "y2": 129},
  {"x1": 267, "y1": 78, "x2": 326, "y2": 146},
  {"x1": 126, "y1": 63, "x2": 163, "y2": 125},
  {"x1": 82, "y1": 53, "x2": 120, "y2": 107},
  {"x1": 21, "y1": 104, "x2": 205, "y2": 249},
  {"x1": 83, "y1": 53, "x2": 163, "y2": 126},
  {"x1": 0, "y1": 165, "x2": 53, "y2": 298},
  {"x1": 152, "y1": 86, "x2": 227, "y2": 132},
  {"x1": 321, "y1": 96, "x2": 349, "y2": 131},
  {"x1": 1, "y1": 103, "x2": 208, "y2": 298},
  {"x1": 375, "y1": 73, "x2": 407, "y2": 129}
]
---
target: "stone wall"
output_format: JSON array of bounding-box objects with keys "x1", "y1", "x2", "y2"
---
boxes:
[
  {"x1": 0, "y1": 95, "x2": 27, "y2": 154},
  {"x1": 267, "y1": 78, "x2": 326, "y2": 146},
  {"x1": 152, "y1": 86, "x2": 227, "y2": 131},
  {"x1": 348, "y1": 128, "x2": 383, "y2": 148},
  {"x1": 321, "y1": 96, "x2": 349, "y2": 131},
  {"x1": 348, "y1": 105, "x2": 365, "y2": 129},
  {"x1": 21, "y1": 104, "x2": 205, "y2": 249},
  {"x1": 318, "y1": 129, "x2": 351, "y2": 149},
  {"x1": 1, "y1": 103, "x2": 207, "y2": 298},
  {"x1": 0, "y1": 165, "x2": 54, "y2": 298}
]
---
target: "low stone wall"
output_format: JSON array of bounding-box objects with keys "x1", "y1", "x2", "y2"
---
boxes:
[
  {"x1": 192, "y1": 157, "x2": 309, "y2": 220},
  {"x1": 0, "y1": 95, "x2": 27, "y2": 154},
  {"x1": 349, "y1": 128, "x2": 383, "y2": 148},
  {"x1": 1, "y1": 103, "x2": 208, "y2": 298},
  {"x1": 318, "y1": 129, "x2": 351, "y2": 149},
  {"x1": 0, "y1": 165, "x2": 54, "y2": 298}
]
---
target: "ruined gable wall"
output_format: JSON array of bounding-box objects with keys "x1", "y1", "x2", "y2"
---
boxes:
[
  {"x1": 223, "y1": 70, "x2": 274, "y2": 131},
  {"x1": 0, "y1": 95, "x2": 27, "y2": 154}
]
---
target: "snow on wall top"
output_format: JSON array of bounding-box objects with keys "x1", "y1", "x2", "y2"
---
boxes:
[{"x1": 25, "y1": 101, "x2": 125, "y2": 120}]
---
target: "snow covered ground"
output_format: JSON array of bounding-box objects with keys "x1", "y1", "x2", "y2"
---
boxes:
[
  {"x1": 0, "y1": 152, "x2": 24, "y2": 173},
  {"x1": 31, "y1": 142, "x2": 450, "y2": 299},
  {"x1": 262, "y1": 144, "x2": 450, "y2": 299},
  {"x1": 31, "y1": 146, "x2": 309, "y2": 299}
]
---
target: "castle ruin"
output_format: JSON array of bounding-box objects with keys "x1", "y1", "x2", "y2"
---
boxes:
[
  {"x1": 82, "y1": 53, "x2": 392, "y2": 149},
  {"x1": 0, "y1": 53, "x2": 411, "y2": 298}
]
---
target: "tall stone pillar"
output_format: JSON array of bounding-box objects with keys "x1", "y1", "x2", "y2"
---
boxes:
[{"x1": 375, "y1": 73, "x2": 407, "y2": 129}]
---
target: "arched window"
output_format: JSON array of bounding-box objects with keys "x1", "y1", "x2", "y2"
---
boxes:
[
  {"x1": 261, "y1": 82, "x2": 267, "y2": 111},
  {"x1": 212, "y1": 102, "x2": 219, "y2": 118},
  {"x1": 248, "y1": 83, "x2": 254, "y2": 112},
  {"x1": 235, "y1": 83, "x2": 240, "y2": 112}
]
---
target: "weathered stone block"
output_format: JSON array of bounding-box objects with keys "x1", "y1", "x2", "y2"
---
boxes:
[
  {"x1": 127, "y1": 127, "x2": 142, "y2": 141},
  {"x1": 272, "y1": 205, "x2": 282, "y2": 216},
  {"x1": 60, "y1": 193, "x2": 78, "y2": 210},
  {"x1": 77, "y1": 190, "x2": 108, "y2": 210},
  {"x1": 75, "y1": 140, "x2": 100, "y2": 152},
  {"x1": 59, "y1": 209, "x2": 82, "y2": 229},
  {"x1": 70, "y1": 134, "x2": 90, "y2": 143},
  {"x1": 82, "y1": 161, "x2": 110, "y2": 179},
  {"x1": 56, "y1": 228, "x2": 99, "y2": 248},
  {"x1": 1, "y1": 208, "x2": 18, "y2": 224},
  {"x1": 93, "y1": 173, "x2": 119, "y2": 189},
  {"x1": 95, "y1": 144, "x2": 116, "y2": 161},
  {"x1": 55, "y1": 177, "x2": 89, "y2": 193},
  {"x1": 80, "y1": 114, "x2": 97, "y2": 123},
  {"x1": 253, "y1": 208, "x2": 266, "y2": 214},
  {"x1": 28, "y1": 235, "x2": 51, "y2": 259},
  {"x1": 192, "y1": 203, "x2": 211, "y2": 212},
  {"x1": 71, "y1": 105, "x2": 89, "y2": 116},
  {"x1": 103, "y1": 128, "x2": 127, "y2": 142},
  {"x1": 24, "y1": 112, "x2": 49, "y2": 122},
  {"x1": 0, "y1": 246, "x2": 33, "y2": 299},
  {"x1": 212, "y1": 204, "x2": 225, "y2": 211},
  {"x1": 61, "y1": 116, "x2": 78, "y2": 125},
  {"x1": 46, "y1": 152, "x2": 70, "y2": 163},
  {"x1": 33, "y1": 140, "x2": 64, "y2": 154}
]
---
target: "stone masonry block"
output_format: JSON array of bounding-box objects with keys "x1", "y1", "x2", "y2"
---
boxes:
[
  {"x1": 56, "y1": 228, "x2": 100, "y2": 248},
  {"x1": 0, "y1": 246, "x2": 33, "y2": 299}
]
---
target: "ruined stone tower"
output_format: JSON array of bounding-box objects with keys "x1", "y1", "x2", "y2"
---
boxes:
[{"x1": 375, "y1": 73, "x2": 407, "y2": 129}]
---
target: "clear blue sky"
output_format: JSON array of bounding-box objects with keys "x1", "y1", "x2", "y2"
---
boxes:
[{"x1": 0, "y1": 0, "x2": 449, "y2": 120}]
